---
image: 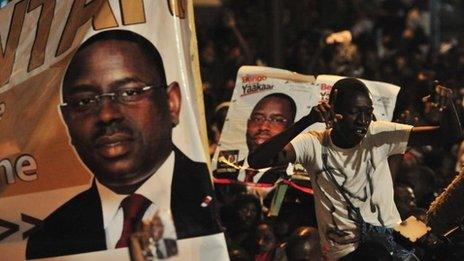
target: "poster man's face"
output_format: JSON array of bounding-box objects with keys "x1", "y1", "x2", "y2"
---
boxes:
[
  {"x1": 246, "y1": 96, "x2": 294, "y2": 152},
  {"x1": 61, "y1": 39, "x2": 180, "y2": 193}
]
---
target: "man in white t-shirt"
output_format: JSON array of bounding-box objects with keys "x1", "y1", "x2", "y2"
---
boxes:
[{"x1": 248, "y1": 78, "x2": 461, "y2": 259}]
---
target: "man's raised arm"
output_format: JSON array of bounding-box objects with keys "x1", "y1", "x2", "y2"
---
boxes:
[
  {"x1": 248, "y1": 102, "x2": 341, "y2": 169},
  {"x1": 408, "y1": 83, "x2": 463, "y2": 147}
]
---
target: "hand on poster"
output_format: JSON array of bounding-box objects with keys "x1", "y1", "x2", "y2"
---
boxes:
[{"x1": 309, "y1": 89, "x2": 343, "y2": 129}]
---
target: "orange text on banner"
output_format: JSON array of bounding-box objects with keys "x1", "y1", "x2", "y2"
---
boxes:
[
  {"x1": 0, "y1": 0, "x2": 146, "y2": 88},
  {"x1": 0, "y1": 154, "x2": 38, "y2": 184}
]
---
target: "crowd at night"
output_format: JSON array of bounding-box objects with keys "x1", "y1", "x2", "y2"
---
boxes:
[
  {"x1": 2, "y1": 0, "x2": 464, "y2": 259},
  {"x1": 196, "y1": 0, "x2": 464, "y2": 259}
]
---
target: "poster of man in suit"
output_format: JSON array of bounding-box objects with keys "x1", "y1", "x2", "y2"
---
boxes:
[
  {"x1": 0, "y1": 1, "x2": 227, "y2": 260},
  {"x1": 26, "y1": 29, "x2": 220, "y2": 259},
  {"x1": 212, "y1": 67, "x2": 318, "y2": 186}
]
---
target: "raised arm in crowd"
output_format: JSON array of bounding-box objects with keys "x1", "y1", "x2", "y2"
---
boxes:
[{"x1": 248, "y1": 78, "x2": 462, "y2": 170}]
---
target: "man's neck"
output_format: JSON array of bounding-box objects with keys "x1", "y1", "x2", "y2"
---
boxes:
[{"x1": 330, "y1": 127, "x2": 359, "y2": 149}]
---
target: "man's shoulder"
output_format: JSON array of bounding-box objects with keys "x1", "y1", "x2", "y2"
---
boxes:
[
  {"x1": 173, "y1": 147, "x2": 210, "y2": 181},
  {"x1": 26, "y1": 185, "x2": 105, "y2": 259},
  {"x1": 39, "y1": 186, "x2": 99, "y2": 227},
  {"x1": 172, "y1": 147, "x2": 212, "y2": 198},
  {"x1": 170, "y1": 147, "x2": 221, "y2": 239},
  {"x1": 292, "y1": 129, "x2": 326, "y2": 147}
]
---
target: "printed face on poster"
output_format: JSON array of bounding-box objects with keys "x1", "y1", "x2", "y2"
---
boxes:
[
  {"x1": 0, "y1": 0, "x2": 227, "y2": 260},
  {"x1": 212, "y1": 66, "x2": 318, "y2": 185}
]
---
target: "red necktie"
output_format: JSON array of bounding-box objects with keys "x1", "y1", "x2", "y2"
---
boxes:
[
  {"x1": 244, "y1": 169, "x2": 259, "y2": 183},
  {"x1": 115, "y1": 194, "x2": 151, "y2": 248}
]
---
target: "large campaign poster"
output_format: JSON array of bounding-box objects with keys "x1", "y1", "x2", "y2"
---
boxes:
[
  {"x1": 212, "y1": 66, "x2": 401, "y2": 187},
  {"x1": 0, "y1": 0, "x2": 227, "y2": 260}
]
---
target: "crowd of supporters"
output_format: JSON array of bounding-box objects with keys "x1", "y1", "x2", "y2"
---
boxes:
[{"x1": 196, "y1": 0, "x2": 464, "y2": 259}]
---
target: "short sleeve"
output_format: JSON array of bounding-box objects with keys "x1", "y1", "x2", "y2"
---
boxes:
[
  {"x1": 290, "y1": 131, "x2": 319, "y2": 165},
  {"x1": 370, "y1": 121, "x2": 413, "y2": 156}
]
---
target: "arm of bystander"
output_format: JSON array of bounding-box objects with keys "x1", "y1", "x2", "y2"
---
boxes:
[{"x1": 408, "y1": 82, "x2": 462, "y2": 147}]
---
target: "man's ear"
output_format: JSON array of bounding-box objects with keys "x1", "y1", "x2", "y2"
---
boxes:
[{"x1": 166, "y1": 82, "x2": 181, "y2": 126}]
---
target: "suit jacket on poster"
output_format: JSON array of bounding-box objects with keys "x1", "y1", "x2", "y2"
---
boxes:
[{"x1": 26, "y1": 147, "x2": 220, "y2": 259}]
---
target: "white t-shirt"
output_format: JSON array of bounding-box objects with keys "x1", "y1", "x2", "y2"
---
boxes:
[{"x1": 291, "y1": 121, "x2": 412, "y2": 259}]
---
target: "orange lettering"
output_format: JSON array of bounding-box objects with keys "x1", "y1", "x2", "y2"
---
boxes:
[
  {"x1": 56, "y1": 0, "x2": 117, "y2": 57},
  {"x1": 27, "y1": 0, "x2": 56, "y2": 72},
  {"x1": 0, "y1": 0, "x2": 28, "y2": 86},
  {"x1": 120, "y1": 0, "x2": 145, "y2": 25},
  {"x1": 93, "y1": 1, "x2": 118, "y2": 30}
]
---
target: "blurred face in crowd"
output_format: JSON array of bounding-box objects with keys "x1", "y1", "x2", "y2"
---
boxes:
[
  {"x1": 61, "y1": 39, "x2": 180, "y2": 194},
  {"x1": 333, "y1": 92, "x2": 373, "y2": 147},
  {"x1": 237, "y1": 202, "x2": 259, "y2": 229},
  {"x1": 286, "y1": 227, "x2": 321, "y2": 261},
  {"x1": 246, "y1": 95, "x2": 295, "y2": 152},
  {"x1": 256, "y1": 223, "x2": 276, "y2": 253},
  {"x1": 394, "y1": 185, "x2": 417, "y2": 219}
]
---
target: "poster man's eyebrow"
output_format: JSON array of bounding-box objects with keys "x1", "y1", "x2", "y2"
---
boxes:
[
  {"x1": 64, "y1": 77, "x2": 147, "y2": 95},
  {"x1": 64, "y1": 84, "x2": 99, "y2": 95},
  {"x1": 251, "y1": 112, "x2": 265, "y2": 116},
  {"x1": 109, "y1": 77, "x2": 146, "y2": 89},
  {"x1": 252, "y1": 112, "x2": 286, "y2": 117}
]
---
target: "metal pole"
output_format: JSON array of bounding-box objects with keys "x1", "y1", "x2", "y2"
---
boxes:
[
  {"x1": 430, "y1": 0, "x2": 441, "y2": 52},
  {"x1": 271, "y1": 0, "x2": 283, "y2": 67}
]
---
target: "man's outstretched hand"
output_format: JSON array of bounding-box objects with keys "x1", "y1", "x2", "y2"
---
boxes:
[{"x1": 422, "y1": 81, "x2": 454, "y2": 112}]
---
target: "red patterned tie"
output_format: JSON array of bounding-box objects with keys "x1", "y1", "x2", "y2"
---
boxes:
[
  {"x1": 115, "y1": 194, "x2": 151, "y2": 248},
  {"x1": 244, "y1": 169, "x2": 258, "y2": 183}
]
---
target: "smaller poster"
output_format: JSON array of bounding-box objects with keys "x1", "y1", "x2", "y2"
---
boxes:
[{"x1": 212, "y1": 66, "x2": 317, "y2": 186}]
